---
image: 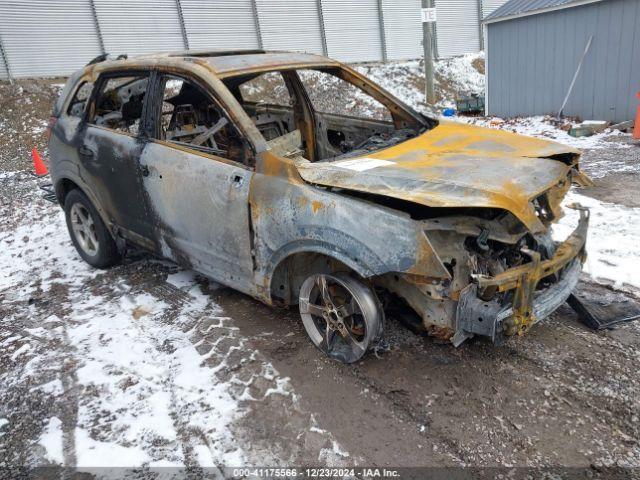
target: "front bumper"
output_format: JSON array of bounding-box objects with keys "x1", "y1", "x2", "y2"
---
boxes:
[{"x1": 454, "y1": 204, "x2": 589, "y2": 345}]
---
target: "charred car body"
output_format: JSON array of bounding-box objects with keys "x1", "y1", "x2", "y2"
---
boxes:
[{"x1": 49, "y1": 50, "x2": 591, "y2": 363}]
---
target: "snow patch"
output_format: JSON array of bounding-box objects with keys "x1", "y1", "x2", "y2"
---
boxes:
[
  {"x1": 38, "y1": 417, "x2": 64, "y2": 465},
  {"x1": 10, "y1": 343, "x2": 31, "y2": 360},
  {"x1": 554, "y1": 191, "x2": 640, "y2": 291},
  {"x1": 30, "y1": 378, "x2": 64, "y2": 395},
  {"x1": 75, "y1": 427, "x2": 150, "y2": 468}
]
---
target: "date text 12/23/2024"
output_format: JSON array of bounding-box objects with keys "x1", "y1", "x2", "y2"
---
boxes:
[{"x1": 231, "y1": 468, "x2": 400, "y2": 478}]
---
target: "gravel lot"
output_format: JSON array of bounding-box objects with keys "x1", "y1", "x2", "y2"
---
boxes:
[{"x1": 1, "y1": 74, "x2": 640, "y2": 477}]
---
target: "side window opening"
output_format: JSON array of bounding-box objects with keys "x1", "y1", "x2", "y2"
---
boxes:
[
  {"x1": 67, "y1": 81, "x2": 94, "y2": 118},
  {"x1": 239, "y1": 72, "x2": 292, "y2": 108},
  {"x1": 91, "y1": 75, "x2": 149, "y2": 135},
  {"x1": 224, "y1": 71, "x2": 307, "y2": 160},
  {"x1": 228, "y1": 72, "x2": 296, "y2": 142},
  {"x1": 297, "y1": 69, "x2": 393, "y2": 123},
  {"x1": 159, "y1": 75, "x2": 251, "y2": 167}
]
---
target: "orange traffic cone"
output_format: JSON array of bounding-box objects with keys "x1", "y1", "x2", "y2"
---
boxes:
[
  {"x1": 32, "y1": 147, "x2": 48, "y2": 176},
  {"x1": 634, "y1": 92, "x2": 640, "y2": 140}
]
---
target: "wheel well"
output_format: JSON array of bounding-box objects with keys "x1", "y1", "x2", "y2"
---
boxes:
[
  {"x1": 55, "y1": 178, "x2": 80, "y2": 205},
  {"x1": 270, "y1": 252, "x2": 355, "y2": 306}
]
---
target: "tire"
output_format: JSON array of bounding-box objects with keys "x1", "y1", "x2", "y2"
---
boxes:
[
  {"x1": 64, "y1": 189, "x2": 120, "y2": 268},
  {"x1": 298, "y1": 272, "x2": 384, "y2": 363}
]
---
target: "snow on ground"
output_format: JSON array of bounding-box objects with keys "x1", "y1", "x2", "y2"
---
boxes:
[
  {"x1": 462, "y1": 115, "x2": 631, "y2": 152},
  {"x1": 38, "y1": 417, "x2": 64, "y2": 464},
  {"x1": 358, "y1": 60, "x2": 426, "y2": 113},
  {"x1": 0, "y1": 192, "x2": 350, "y2": 470},
  {"x1": 433, "y1": 53, "x2": 485, "y2": 103},
  {"x1": 1, "y1": 203, "x2": 242, "y2": 467},
  {"x1": 555, "y1": 191, "x2": 640, "y2": 292},
  {"x1": 359, "y1": 53, "x2": 485, "y2": 112}
]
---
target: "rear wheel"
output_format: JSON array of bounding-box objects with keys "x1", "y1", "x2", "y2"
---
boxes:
[
  {"x1": 298, "y1": 273, "x2": 384, "y2": 363},
  {"x1": 64, "y1": 189, "x2": 120, "y2": 268}
]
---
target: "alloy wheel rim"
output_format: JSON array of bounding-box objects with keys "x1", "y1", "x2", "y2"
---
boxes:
[
  {"x1": 70, "y1": 203, "x2": 99, "y2": 256},
  {"x1": 299, "y1": 274, "x2": 370, "y2": 363}
]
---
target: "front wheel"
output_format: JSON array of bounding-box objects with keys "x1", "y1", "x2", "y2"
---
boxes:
[
  {"x1": 64, "y1": 189, "x2": 120, "y2": 268},
  {"x1": 298, "y1": 273, "x2": 384, "y2": 363}
]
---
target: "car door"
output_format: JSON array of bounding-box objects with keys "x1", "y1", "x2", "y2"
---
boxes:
[
  {"x1": 80, "y1": 71, "x2": 155, "y2": 246},
  {"x1": 139, "y1": 72, "x2": 255, "y2": 292}
]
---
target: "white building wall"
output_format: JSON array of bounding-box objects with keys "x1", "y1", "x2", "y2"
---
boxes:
[{"x1": 0, "y1": 0, "x2": 502, "y2": 79}]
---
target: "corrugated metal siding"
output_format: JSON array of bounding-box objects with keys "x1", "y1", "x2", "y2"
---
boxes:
[
  {"x1": 0, "y1": 1, "x2": 102, "y2": 78},
  {"x1": 487, "y1": 0, "x2": 640, "y2": 122},
  {"x1": 94, "y1": 0, "x2": 184, "y2": 56},
  {"x1": 436, "y1": 0, "x2": 481, "y2": 58},
  {"x1": 482, "y1": 0, "x2": 510, "y2": 18},
  {"x1": 256, "y1": 0, "x2": 324, "y2": 54},
  {"x1": 321, "y1": 0, "x2": 384, "y2": 62},
  {"x1": 181, "y1": 0, "x2": 260, "y2": 51},
  {"x1": 0, "y1": 0, "x2": 496, "y2": 78},
  {"x1": 382, "y1": 0, "x2": 423, "y2": 60}
]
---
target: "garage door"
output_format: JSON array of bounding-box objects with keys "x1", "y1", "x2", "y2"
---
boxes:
[
  {"x1": 382, "y1": 0, "x2": 423, "y2": 60},
  {"x1": 321, "y1": 0, "x2": 383, "y2": 63},
  {"x1": 0, "y1": 0, "x2": 102, "y2": 78},
  {"x1": 256, "y1": 0, "x2": 324, "y2": 54},
  {"x1": 435, "y1": 0, "x2": 480, "y2": 58},
  {"x1": 181, "y1": 0, "x2": 260, "y2": 51}
]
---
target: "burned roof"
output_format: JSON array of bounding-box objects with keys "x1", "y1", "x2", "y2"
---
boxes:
[
  {"x1": 484, "y1": 0, "x2": 605, "y2": 23},
  {"x1": 90, "y1": 50, "x2": 338, "y2": 78},
  {"x1": 199, "y1": 51, "x2": 337, "y2": 77}
]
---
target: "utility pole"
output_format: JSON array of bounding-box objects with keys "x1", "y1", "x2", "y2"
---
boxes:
[{"x1": 421, "y1": 0, "x2": 436, "y2": 105}]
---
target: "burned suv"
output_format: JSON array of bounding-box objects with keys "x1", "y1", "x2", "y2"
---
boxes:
[{"x1": 49, "y1": 50, "x2": 591, "y2": 363}]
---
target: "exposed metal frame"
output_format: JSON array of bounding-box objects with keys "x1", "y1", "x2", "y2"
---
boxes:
[
  {"x1": 175, "y1": 0, "x2": 190, "y2": 50},
  {"x1": 250, "y1": 0, "x2": 264, "y2": 49},
  {"x1": 89, "y1": 0, "x2": 105, "y2": 55},
  {"x1": 0, "y1": 33, "x2": 13, "y2": 84},
  {"x1": 316, "y1": 0, "x2": 328, "y2": 56},
  {"x1": 484, "y1": 0, "x2": 603, "y2": 24},
  {"x1": 376, "y1": 0, "x2": 388, "y2": 62}
]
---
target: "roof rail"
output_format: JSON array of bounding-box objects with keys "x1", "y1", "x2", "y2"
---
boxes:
[
  {"x1": 86, "y1": 53, "x2": 128, "y2": 66},
  {"x1": 170, "y1": 49, "x2": 266, "y2": 58},
  {"x1": 86, "y1": 53, "x2": 109, "y2": 65}
]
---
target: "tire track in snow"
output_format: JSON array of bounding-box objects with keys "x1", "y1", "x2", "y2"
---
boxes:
[{"x1": 1, "y1": 186, "x2": 353, "y2": 470}]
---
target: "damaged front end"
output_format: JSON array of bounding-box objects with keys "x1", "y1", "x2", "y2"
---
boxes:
[
  {"x1": 375, "y1": 186, "x2": 590, "y2": 346},
  {"x1": 376, "y1": 200, "x2": 589, "y2": 346},
  {"x1": 455, "y1": 204, "x2": 588, "y2": 346}
]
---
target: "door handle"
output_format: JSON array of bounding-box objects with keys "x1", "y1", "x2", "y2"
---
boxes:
[
  {"x1": 78, "y1": 145, "x2": 95, "y2": 159},
  {"x1": 231, "y1": 174, "x2": 244, "y2": 188}
]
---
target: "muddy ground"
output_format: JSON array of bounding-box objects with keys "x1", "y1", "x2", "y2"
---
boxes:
[{"x1": 1, "y1": 78, "x2": 640, "y2": 476}]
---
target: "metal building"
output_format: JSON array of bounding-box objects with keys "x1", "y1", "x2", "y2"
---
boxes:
[
  {"x1": 0, "y1": 0, "x2": 509, "y2": 80},
  {"x1": 485, "y1": 0, "x2": 640, "y2": 123}
]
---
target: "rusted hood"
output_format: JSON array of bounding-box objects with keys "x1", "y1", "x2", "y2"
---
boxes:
[{"x1": 296, "y1": 121, "x2": 579, "y2": 233}]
